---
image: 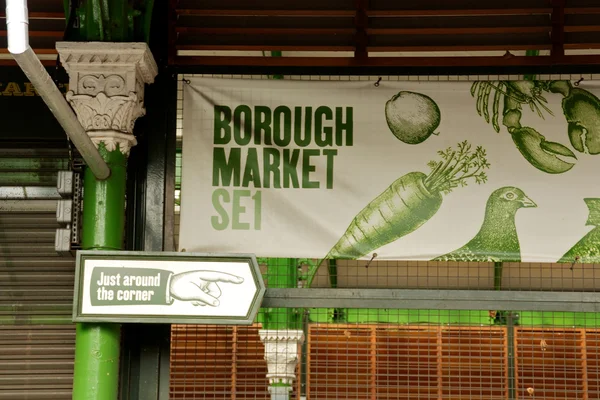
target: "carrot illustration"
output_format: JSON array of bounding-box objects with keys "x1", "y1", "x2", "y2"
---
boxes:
[{"x1": 305, "y1": 141, "x2": 490, "y2": 287}]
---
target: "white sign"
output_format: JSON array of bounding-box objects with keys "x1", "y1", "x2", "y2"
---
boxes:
[
  {"x1": 180, "y1": 77, "x2": 600, "y2": 264},
  {"x1": 73, "y1": 251, "x2": 265, "y2": 324}
]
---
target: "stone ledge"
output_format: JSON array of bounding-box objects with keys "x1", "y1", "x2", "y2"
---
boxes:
[{"x1": 56, "y1": 42, "x2": 158, "y2": 84}]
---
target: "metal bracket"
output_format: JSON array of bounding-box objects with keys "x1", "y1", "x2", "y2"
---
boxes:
[{"x1": 54, "y1": 170, "x2": 83, "y2": 255}]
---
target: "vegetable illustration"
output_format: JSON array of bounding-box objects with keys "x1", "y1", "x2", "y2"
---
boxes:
[
  {"x1": 471, "y1": 80, "x2": 591, "y2": 174},
  {"x1": 312, "y1": 140, "x2": 488, "y2": 265},
  {"x1": 558, "y1": 198, "x2": 600, "y2": 266},
  {"x1": 304, "y1": 141, "x2": 489, "y2": 288},
  {"x1": 549, "y1": 80, "x2": 600, "y2": 154},
  {"x1": 433, "y1": 186, "x2": 536, "y2": 263},
  {"x1": 385, "y1": 91, "x2": 441, "y2": 144}
]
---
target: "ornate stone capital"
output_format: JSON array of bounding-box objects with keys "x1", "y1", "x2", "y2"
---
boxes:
[
  {"x1": 56, "y1": 42, "x2": 158, "y2": 156},
  {"x1": 259, "y1": 329, "x2": 305, "y2": 387}
]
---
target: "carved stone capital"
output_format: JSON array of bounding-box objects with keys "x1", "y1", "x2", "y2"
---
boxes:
[
  {"x1": 66, "y1": 89, "x2": 144, "y2": 133},
  {"x1": 259, "y1": 329, "x2": 305, "y2": 386},
  {"x1": 56, "y1": 42, "x2": 157, "y2": 156}
]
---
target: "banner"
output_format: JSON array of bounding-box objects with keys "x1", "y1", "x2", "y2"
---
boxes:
[{"x1": 180, "y1": 77, "x2": 600, "y2": 264}]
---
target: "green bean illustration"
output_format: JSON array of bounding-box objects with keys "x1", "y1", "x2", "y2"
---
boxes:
[
  {"x1": 305, "y1": 141, "x2": 489, "y2": 287},
  {"x1": 472, "y1": 80, "x2": 584, "y2": 174},
  {"x1": 558, "y1": 198, "x2": 600, "y2": 266},
  {"x1": 385, "y1": 91, "x2": 441, "y2": 144}
]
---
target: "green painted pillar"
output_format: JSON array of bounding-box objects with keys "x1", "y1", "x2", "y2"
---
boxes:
[
  {"x1": 72, "y1": 145, "x2": 127, "y2": 400},
  {"x1": 57, "y1": 41, "x2": 157, "y2": 400}
]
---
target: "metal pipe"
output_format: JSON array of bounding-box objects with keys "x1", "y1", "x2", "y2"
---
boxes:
[{"x1": 5, "y1": 0, "x2": 111, "y2": 180}]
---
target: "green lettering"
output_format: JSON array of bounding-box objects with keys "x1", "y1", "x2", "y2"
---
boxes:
[
  {"x1": 263, "y1": 148, "x2": 281, "y2": 189},
  {"x1": 302, "y1": 149, "x2": 320, "y2": 189},
  {"x1": 254, "y1": 106, "x2": 272, "y2": 145},
  {"x1": 212, "y1": 148, "x2": 241, "y2": 187},
  {"x1": 323, "y1": 149, "x2": 338, "y2": 189},
  {"x1": 315, "y1": 106, "x2": 333, "y2": 147},
  {"x1": 273, "y1": 106, "x2": 292, "y2": 147},
  {"x1": 282, "y1": 149, "x2": 300, "y2": 188},
  {"x1": 294, "y1": 107, "x2": 311, "y2": 147},
  {"x1": 233, "y1": 105, "x2": 252, "y2": 145},
  {"x1": 214, "y1": 105, "x2": 232, "y2": 145},
  {"x1": 232, "y1": 190, "x2": 251, "y2": 230},
  {"x1": 211, "y1": 189, "x2": 230, "y2": 230},
  {"x1": 252, "y1": 191, "x2": 262, "y2": 230},
  {"x1": 242, "y1": 148, "x2": 261, "y2": 188},
  {"x1": 336, "y1": 107, "x2": 353, "y2": 146}
]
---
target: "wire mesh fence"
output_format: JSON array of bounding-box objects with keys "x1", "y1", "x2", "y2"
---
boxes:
[
  {"x1": 170, "y1": 308, "x2": 600, "y2": 399},
  {"x1": 171, "y1": 73, "x2": 600, "y2": 400}
]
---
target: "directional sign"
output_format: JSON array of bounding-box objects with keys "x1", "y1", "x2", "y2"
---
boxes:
[{"x1": 73, "y1": 251, "x2": 265, "y2": 324}]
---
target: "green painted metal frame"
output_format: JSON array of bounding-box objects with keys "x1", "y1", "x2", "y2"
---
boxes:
[{"x1": 63, "y1": 0, "x2": 154, "y2": 42}]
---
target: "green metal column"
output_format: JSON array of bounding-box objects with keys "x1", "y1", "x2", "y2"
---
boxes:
[
  {"x1": 62, "y1": 0, "x2": 156, "y2": 397},
  {"x1": 72, "y1": 145, "x2": 127, "y2": 400}
]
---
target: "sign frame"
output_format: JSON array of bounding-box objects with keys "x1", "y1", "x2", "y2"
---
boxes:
[{"x1": 72, "y1": 250, "x2": 266, "y2": 325}]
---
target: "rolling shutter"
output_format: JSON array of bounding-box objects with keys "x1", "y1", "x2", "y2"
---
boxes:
[{"x1": 0, "y1": 141, "x2": 76, "y2": 399}]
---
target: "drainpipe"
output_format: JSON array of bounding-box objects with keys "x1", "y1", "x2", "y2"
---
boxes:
[{"x1": 5, "y1": 0, "x2": 110, "y2": 180}]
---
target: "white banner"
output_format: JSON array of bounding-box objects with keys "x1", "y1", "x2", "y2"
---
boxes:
[{"x1": 180, "y1": 77, "x2": 600, "y2": 264}]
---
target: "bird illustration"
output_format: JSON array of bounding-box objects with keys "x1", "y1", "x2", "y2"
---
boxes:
[
  {"x1": 558, "y1": 198, "x2": 600, "y2": 267},
  {"x1": 433, "y1": 187, "x2": 537, "y2": 262}
]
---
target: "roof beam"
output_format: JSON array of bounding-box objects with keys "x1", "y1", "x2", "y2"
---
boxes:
[
  {"x1": 354, "y1": 0, "x2": 368, "y2": 60},
  {"x1": 551, "y1": 0, "x2": 565, "y2": 58},
  {"x1": 173, "y1": 54, "x2": 600, "y2": 68}
]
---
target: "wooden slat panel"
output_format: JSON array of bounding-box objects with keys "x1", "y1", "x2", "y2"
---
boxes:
[
  {"x1": 233, "y1": 326, "x2": 269, "y2": 400},
  {"x1": 308, "y1": 325, "x2": 372, "y2": 399},
  {"x1": 585, "y1": 330, "x2": 600, "y2": 400},
  {"x1": 440, "y1": 327, "x2": 507, "y2": 400},
  {"x1": 170, "y1": 323, "x2": 600, "y2": 399},
  {"x1": 170, "y1": 326, "x2": 235, "y2": 399},
  {"x1": 170, "y1": 325, "x2": 272, "y2": 400},
  {"x1": 171, "y1": 0, "x2": 600, "y2": 67},
  {"x1": 375, "y1": 326, "x2": 439, "y2": 400},
  {"x1": 515, "y1": 328, "x2": 585, "y2": 400}
]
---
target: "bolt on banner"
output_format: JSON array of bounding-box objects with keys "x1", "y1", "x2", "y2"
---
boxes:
[
  {"x1": 73, "y1": 251, "x2": 265, "y2": 324},
  {"x1": 180, "y1": 77, "x2": 600, "y2": 264}
]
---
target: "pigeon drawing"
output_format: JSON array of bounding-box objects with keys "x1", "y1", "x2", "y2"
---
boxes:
[
  {"x1": 433, "y1": 187, "x2": 537, "y2": 262},
  {"x1": 558, "y1": 198, "x2": 600, "y2": 267}
]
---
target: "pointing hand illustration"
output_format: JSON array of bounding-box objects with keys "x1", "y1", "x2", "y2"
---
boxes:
[{"x1": 169, "y1": 271, "x2": 244, "y2": 307}]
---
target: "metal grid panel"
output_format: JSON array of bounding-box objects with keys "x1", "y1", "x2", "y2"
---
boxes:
[
  {"x1": 171, "y1": 311, "x2": 600, "y2": 400},
  {"x1": 170, "y1": 325, "x2": 272, "y2": 399}
]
